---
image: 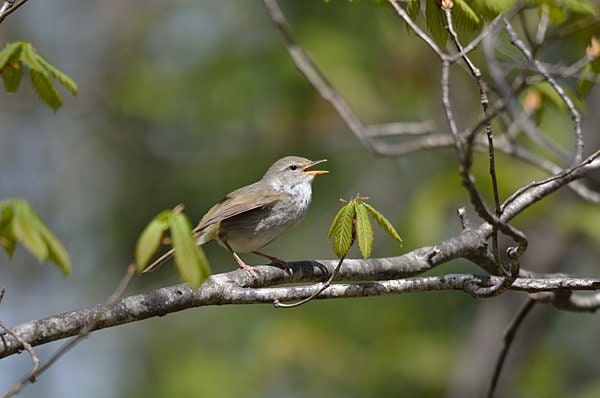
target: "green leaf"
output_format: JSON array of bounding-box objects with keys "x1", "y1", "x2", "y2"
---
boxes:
[
  {"x1": 0, "y1": 41, "x2": 77, "y2": 109},
  {"x1": 0, "y1": 203, "x2": 17, "y2": 257},
  {"x1": 35, "y1": 54, "x2": 78, "y2": 96},
  {"x1": 0, "y1": 41, "x2": 23, "y2": 69},
  {"x1": 135, "y1": 210, "x2": 170, "y2": 272},
  {"x1": 329, "y1": 201, "x2": 356, "y2": 258},
  {"x1": 363, "y1": 203, "x2": 403, "y2": 245},
  {"x1": 9, "y1": 199, "x2": 71, "y2": 274},
  {"x1": 170, "y1": 212, "x2": 211, "y2": 288},
  {"x1": 453, "y1": 0, "x2": 482, "y2": 32},
  {"x1": 328, "y1": 201, "x2": 349, "y2": 239},
  {"x1": 0, "y1": 199, "x2": 71, "y2": 274},
  {"x1": 407, "y1": 0, "x2": 421, "y2": 21},
  {"x1": 425, "y1": 0, "x2": 448, "y2": 46},
  {"x1": 355, "y1": 203, "x2": 374, "y2": 259},
  {"x1": 19, "y1": 43, "x2": 47, "y2": 75},
  {"x1": 12, "y1": 201, "x2": 48, "y2": 261},
  {"x1": 2, "y1": 61, "x2": 23, "y2": 92},
  {"x1": 40, "y1": 226, "x2": 72, "y2": 275},
  {"x1": 30, "y1": 69, "x2": 62, "y2": 111}
]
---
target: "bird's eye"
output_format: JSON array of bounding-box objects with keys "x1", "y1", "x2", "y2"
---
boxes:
[{"x1": 289, "y1": 164, "x2": 298, "y2": 171}]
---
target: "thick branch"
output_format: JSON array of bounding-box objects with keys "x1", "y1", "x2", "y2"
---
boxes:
[{"x1": 1, "y1": 269, "x2": 597, "y2": 359}]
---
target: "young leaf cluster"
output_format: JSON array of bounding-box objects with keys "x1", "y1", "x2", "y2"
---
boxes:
[
  {"x1": 0, "y1": 199, "x2": 71, "y2": 275},
  {"x1": 0, "y1": 41, "x2": 78, "y2": 111},
  {"x1": 405, "y1": 0, "x2": 597, "y2": 47},
  {"x1": 328, "y1": 196, "x2": 402, "y2": 259},
  {"x1": 135, "y1": 207, "x2": 211, "y2": 288}
]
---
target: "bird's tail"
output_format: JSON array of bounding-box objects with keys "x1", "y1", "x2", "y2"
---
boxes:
[{"x1": 142, "y1": 248, "x2": 175, "y2": 273}]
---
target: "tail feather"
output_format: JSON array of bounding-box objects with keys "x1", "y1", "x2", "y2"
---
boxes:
[{"x1": 142, "y1": 248, "x2": 175, "y2": 273}]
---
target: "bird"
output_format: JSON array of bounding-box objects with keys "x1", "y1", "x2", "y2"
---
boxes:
[{"x1": 143, "y1": 156, "x2": 328, "y2": 274}]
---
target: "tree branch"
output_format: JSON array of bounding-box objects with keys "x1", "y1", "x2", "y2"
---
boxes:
[{"x1": 0, "y1": 267, "x2": 597, "y2": 360}]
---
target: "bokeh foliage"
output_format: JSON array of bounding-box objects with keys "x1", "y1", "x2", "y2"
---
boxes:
[{"x1": 1, "y1": 1, "x2": 599, "y2": 397}]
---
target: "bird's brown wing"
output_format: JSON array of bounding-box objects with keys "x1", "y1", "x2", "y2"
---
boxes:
[{"x1": 193, "y1": 183, "x2": 282, "y2": 233}]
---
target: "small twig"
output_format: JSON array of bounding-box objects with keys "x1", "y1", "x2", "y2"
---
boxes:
[
  {"x1": 533, "y1": 291, "x2": 600, "y2": 313},
  {"x1": 444, "y1": 6, "x2": 509, "y2": 277},
  {"x1": 261, "y1": 0, "x2": 375, "y2": 152},
  {"x1": 501, "y1": 149, "x2": 600, "y2": 212},
  {"x1": 365, "y1": 121, "x2": 436, "y2": 137},
  {"x1": 504, "y1": 19, "x2": 584, "y2": 165},
  {"x1": 2, "y1": 264, "x2": 137, "y2": 398},
  {"x1": 0, "y1": 0, "x2": 28, "y2": 23},
  {"x1": 486, "y1": 298, "x2": 537, "y2": 398},
  {"x1": 534, "y1": 5, "x2": 550, "y2": 47},
  {"x1": 457, "y1": 207, "x2": 470, "y2": 231},
  {"x1": 274, "y1": 256, "x2": 346, "y2": 308},
  {"x1": 0, "y1": 321, "x2": 40, "y2": 383}
]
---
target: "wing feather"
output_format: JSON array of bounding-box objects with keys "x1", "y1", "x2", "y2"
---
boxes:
[{"x1": 193, "y1": 183, "x2": 281, "y2": 232}]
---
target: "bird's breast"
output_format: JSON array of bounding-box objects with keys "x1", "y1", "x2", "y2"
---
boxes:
[{"x1": 218, "y1": 183, "x2": 313, "y2": 252}]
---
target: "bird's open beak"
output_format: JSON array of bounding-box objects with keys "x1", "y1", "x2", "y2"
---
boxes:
[{"x1": 302, "y1": 159, "x2": 329, "y2": 176}]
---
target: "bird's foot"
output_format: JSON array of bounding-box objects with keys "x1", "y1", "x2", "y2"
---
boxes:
[
  {"x1": 237, "y1": 261, "x2": 259, "y2": 278},
  {"x1": 252, "y1": 251, "x2": 293, "y2": 274}
]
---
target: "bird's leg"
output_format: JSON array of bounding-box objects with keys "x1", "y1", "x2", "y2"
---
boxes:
[
  {"x1": 252, "y1": 251, "x2": 292, "y2": 273},
  {"x1": 221, "y1": 239, "x2": 258, "y2": 276}
]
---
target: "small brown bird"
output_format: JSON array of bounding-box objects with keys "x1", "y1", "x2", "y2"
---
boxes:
[{"x1": 143, "y1": 156, "x2": 328, "y2": 273}]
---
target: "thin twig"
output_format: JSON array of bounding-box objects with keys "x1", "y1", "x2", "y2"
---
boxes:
[
  {"x1": 457, "y1": 207, "x2": 470, "y2": 231},
  {"x1": 534, "y1": 5, "x2": 550, "y2": 47},
  {"x1": 504, "y1": 19, "x2": 584, "y2": 165},
  {"x1": 501, "y1": 149, "x2": 600, "y2": 212},
  {"x1": 261, "y1": 0, "x2": 375, "y2": 151},
  {"x1": 0, "y1": 0, "x2": 28, "y2": 23},
  {"x1": 444, "y1": 6, "x2": 509, "y2": 278},
  {"x1": 2, "y1": 264, "x2": 137, "y2": 398},
  {"x1": 0, "y1": 321, "x2": 40, "y2": 383},
  {"x1": 440, "y1": 27, "x2": 528, "y2": 276},
  {"x1": 486, "y1": 298, "x2": 537, "y2": 398},
  {"x1": 365, "y1": 121, "x2": 436, "y2": 137},
  {"x1": 273, "y1": 256, "x2": 346, "y2": 308}
]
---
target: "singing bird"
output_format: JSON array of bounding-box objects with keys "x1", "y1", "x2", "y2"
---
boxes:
[{"x1": 143, "y1": 156, "x2": 328, "y2": 273}]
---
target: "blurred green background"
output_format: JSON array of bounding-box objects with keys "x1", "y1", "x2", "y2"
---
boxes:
[{"x1": 0, "y1": 1, "x2": 599, "y2": 397}]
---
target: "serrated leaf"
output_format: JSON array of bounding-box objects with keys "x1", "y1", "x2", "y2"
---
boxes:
[
  {"x1": 407, "y1": 0, "x2": 421, "y2": 21},
  {"x1": 0, "y1": 203, "x2": 17, "y2": 257},
  {"x1": 363, "y1": 203, "x2": 403, "y2": 245},
  {"x1": 453, "y1": 0, "x2": 482, "y2": 32},
  {"x1": 2, "y1": 61, "x2": 23, "y2": 92},
  {"x1": 12, "y1": 201, "x2": 48, "y2": 262},
  {"x1": 355, "y1": 203, "x2": 374, "y2": 259},
  {"x1": 425, "y1": 0, "x2": 448, "y2": 46},
  {"x1": 30, "y1": 69, "x2": 62, "y2": 111},
  {"x1": 35, "y1": 54, "x2": 78, "y2": 96},
  {"x1": 19, "y1": 43, "x2": 46, "y2": 75},
  {"x1": 170, "y1": 213, "x2": 210, "y2": 288},
  {"x1": 328, "y1": 201, "x2": 349, "y2": 239},
  {"x1": 40, "y1": 226, "x2": 72, "y2": 275},
  {"x1": 0, "y1": 41, "x2": 23, "y2": 69},
  {"x1": 0, "y1": 234, "x2": 17, "y2": 258},
  {"x1": 329, "y1": 202, "x2": 356, "y2": 258},
  {"x1": 8, "y1": 199, "x2": 71, "y2": 274},
  {"x1": 135, "y1": 210, "x2": 170, "y2": 272}
]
